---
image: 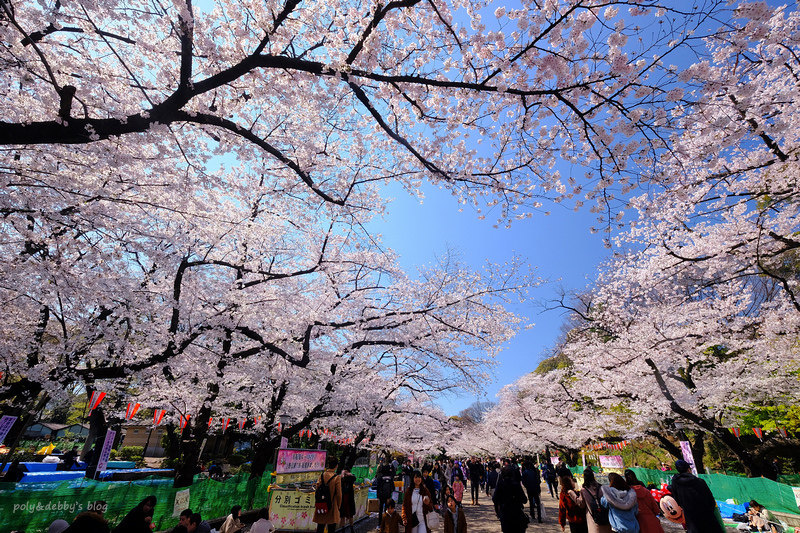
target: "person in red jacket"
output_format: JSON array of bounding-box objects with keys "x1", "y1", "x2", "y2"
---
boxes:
[
  {"x1": 624, "y1": 470, "x2": 664, "y2": 533},
  {"x1": 559, "y1": 476, "x2": 588, "y2": 533}
]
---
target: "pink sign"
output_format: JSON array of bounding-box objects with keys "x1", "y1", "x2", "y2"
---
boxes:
[
  {"x1": 598, "y1": 455, "x2": 625, "y2": 469},
  {"x1": 276, "y1": 448, "x2": 327, "y2": 474}
]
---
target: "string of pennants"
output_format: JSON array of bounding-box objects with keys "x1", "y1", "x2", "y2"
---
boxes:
[
  {"x1": 87, "y1": 391, "x2": 365, "y2": 443},
  {"x1": 729, "y1": 427, "x2": 793, "y2": 440}
]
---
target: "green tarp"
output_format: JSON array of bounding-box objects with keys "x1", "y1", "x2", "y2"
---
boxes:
[
  {"x1": 0, "y1": 468, "x2": 274, "y2": 533},
  {"x1": 0, "y1": 463, "x2": 380, "y2": 532}
]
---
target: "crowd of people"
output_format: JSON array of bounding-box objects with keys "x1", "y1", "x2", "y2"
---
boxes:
[
  {"x1": 32, "y1": 454, "x2": 734, "y2": 533},
  {"x1": 371, "y1": 455, "x2": 733, "y2": 533}
]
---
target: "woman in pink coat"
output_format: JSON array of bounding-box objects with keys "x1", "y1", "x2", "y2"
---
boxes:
[{"x1": 624, "y1": 470, "x2": 664, "y2": 533}]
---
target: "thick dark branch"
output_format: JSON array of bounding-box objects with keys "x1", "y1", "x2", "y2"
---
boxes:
[{"x1": 346, "y1": 0, "x2": 421, "y2": 65}]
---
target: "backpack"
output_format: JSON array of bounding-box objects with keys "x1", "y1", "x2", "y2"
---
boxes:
[
  {"x1": 584, "y1": 487, "x2": 610, "y2": 526},
  {"x1": 315, "y1": 473, "x2": 337, "y2": 514}
]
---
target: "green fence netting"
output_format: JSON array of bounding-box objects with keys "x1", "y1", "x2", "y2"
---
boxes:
[
  {"x1": 0, "y1": 466, "x2": 275, "y2": 533},
  {"x1": 591, "y1": 467, "x2": 800, "y2": 517},
  {"x1": 351, "y1": 465, "x2": 378, "y2": 484}
]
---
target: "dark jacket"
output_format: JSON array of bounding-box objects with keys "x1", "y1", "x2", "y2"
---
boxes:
[
  {"x1": 520, "y1": 468, "x2": 540, "y2": 494},
  {"x1": 492, "y1": 476, "x2": 528, "y2": 533},
  {"x1": 468, "y1": 461, "x2": 485, "y2": 481},
  {"x1": 669, "y1": 472, "x2": 724, "y2": 533},
  {"x1": 377, "y1": 464, "x2": 396, "y2": 501}
]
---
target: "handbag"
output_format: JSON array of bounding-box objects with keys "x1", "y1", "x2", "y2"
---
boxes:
[
  {"x1": 410, "y1": 514, "x2": 420, "y2": 528},
  {"x1": 426, "y1": 512, "x2": 440, "y2": 529}
]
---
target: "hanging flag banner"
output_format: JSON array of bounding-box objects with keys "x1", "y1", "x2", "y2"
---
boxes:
[
  {"x1": 752, "y1": 428, "x2": 763, "y2": 440},
  {"x1": 239, "y1": 419, "x2": 246, "y2": 430},
  {"x1": 208, "y1": 417, "x2": 214, "y2": 428},
  {"x1": 730, "y1": 427, "x2": 741, "y2": 438},
  {"x1": 153, "y1": 409, "x2": 166, "y2": 427},
  {"x1": 222, "y1": 418, "x2": 230, "y2": 432},
  {"x1": 0, "y1": 415, "x2": 18, "y2": 445},
  {"x1": 778, "y1": 428, "x2": 788, "y2": 438},
  {"x1": 679, "y1": 441, "x2": 699, "y2": 475},
  {"x1": 96, "y1": 428, "x2": 116, "y2": 476},
  {"x1": 125, "y1": 402, "x2": 141, "y2": 420},
  {"x1": 88, "y1": 391, "x2": 106, "y2": 411},
  {"x1": 179, "y1": 415, "x2": 191, "y2": 430}
]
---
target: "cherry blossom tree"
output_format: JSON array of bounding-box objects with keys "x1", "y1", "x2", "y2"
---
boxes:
[
  {"x1": 0, "y1": 0, "x2": 731, "y2": 224},
  {"x1": 549, "y1": 4, "x2": 800, "y2": 475}
]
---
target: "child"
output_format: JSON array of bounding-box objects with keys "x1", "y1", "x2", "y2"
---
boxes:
[
  {"x1": 444, "y1": 496, "x2": 467, "y2": 533},
  {"x1": 381, "y1": 499, "x2": 402, "y2": 533},
  {"x1": 452, "y1": 474, "x2": 465, "y2": 505}
]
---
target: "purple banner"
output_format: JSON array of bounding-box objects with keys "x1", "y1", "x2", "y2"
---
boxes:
[
  {"x1": 0, "y1": 415, "x2": 17, "y2": 445},
  {"x1": 679, "y1": 440, "x2": 698, "y2": 475},
  {"x1": 96, "y1": 429, "x2": 116, "y2": 475}
]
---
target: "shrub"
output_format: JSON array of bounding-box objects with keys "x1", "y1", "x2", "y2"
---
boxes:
[{"x1": 118, "y1": 446, "x2": 144, "y2": 461}]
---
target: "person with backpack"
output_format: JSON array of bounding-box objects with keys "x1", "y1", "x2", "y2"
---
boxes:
[
  {"x1": 624, "y1": 470, "x2": 664, "y2": 533},
  {"x1": 378, "y1": 461, "x2": 398, "y2": 530},
  {"x1": 579, "y1": 469, "x2": 612, "y2": 533},
  {"x1": 313, "y1": 456, "x2": 342, "y2": 533}
]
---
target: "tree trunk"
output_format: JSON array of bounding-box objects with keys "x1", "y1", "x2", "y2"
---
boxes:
[
  {"x1": 0, "y1": 391, "x2": 48, "y2": 472},
  {"x1": 83, "y1": 407, "x2": 108, "y2": 479},
  {"x1": 250, "y1": 437, "x2": 279, "y2": 480},
  {"x1": 173, "y1": 411, "x2": 211, "y2": 488},
  {"x1": 691, "y1": 432, "x2": 706, "y2": 474}
]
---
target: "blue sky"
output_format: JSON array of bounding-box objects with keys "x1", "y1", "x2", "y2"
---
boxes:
[{"x1": 371, "y1": 183, "x2": 611, "y2": 415}]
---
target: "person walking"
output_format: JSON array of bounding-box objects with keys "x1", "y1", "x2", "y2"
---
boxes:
[
  {"x1": 452, "y1": 473, "x2": 465, "y2": 505},
  {"x1": 558, "y1": 476, "x2": 588, "y2": 533},
  {"x1": 600, "y1": 473, "x2": 639, "y2": 533},
  {"x1": 443, "y1": 496, "x2": 467, "y2": 533},
  {"x1": 624, "y1": 470, "x2": 663, "y2": 533},
  {"x1": 381, "y1": 499, "x2": 403, "y2": 533},
  {"x1": 579, "y1": 469, "x2": 611, "y2": 533},
  {"x1": 521, "y1": 461, "x2": 542, "y2": 523},
  {"x1": 468, "y1": 457, "x2": 485, "y2": 505},
  {"x1": 378, "y1": 460, "x2": 397, "y2": 530},
  {"x1": 340, "y1": 468, "x2": 357, "y2": 533},
  {"x1": 544, "y1": 463, "x2": 558, "y2": 498},
  {"x1": 487, "y1": 462, "x2": 500, "y2": 498},
  {"x1": 403, "y1": 470, "x2": 434, "y2": 533},
  {"x1": 492, "y1": 466, "x2": 528, "y2": 533},
  {"x1": 313, "y1": 457, "x2": 342, "y2": 533},
  {"x1": 668, "y1": 460, "x2": 724, "y2": 533}
]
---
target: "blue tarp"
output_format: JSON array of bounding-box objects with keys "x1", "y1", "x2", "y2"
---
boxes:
[
  {"x1": 19, "y1": 471, "x2": 85, "y2": 483},
  {"x1": 97, "y1": 468, "x2": 174, "y2": 480},
  {"x1": 717, "y1": 500, "x2": 747, "y2": 518}
]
